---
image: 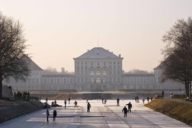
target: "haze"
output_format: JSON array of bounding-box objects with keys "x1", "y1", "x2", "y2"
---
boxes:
[{"x1": 1, "y1": 0, "x2": 192, "y2": 72}]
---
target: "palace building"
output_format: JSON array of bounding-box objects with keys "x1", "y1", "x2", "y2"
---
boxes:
[
  {"x1": 3, "y1": 47, "x2": 184, "y2": 92},
  {"x1": 74, "y1": 47, "x2": 123, "y2": 91}
]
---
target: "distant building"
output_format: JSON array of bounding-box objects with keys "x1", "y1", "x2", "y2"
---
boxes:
[{"x1": 3, "y1": 47, "x2": 184, "y2": 92}]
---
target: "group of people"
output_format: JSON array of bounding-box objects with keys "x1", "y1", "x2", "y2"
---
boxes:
[
  {"x1": 64, "y1": 98, "x2": 71, "y2": 108},
  {"x1": 46, "y1": 108, "x2": 57, "y2": 123},
  {"x1": 122, "y1": 102, "x2": 132, "y2": 117},
  {"x1": 135, "y1": 96, "x2": 153, "y2": 104},
  {"x1": 45, "y1": 98, "x2": 135, "y2": 122},
  {"x1": 46, "y1": 99, "x2": 92, "y2": 123},
  {"x1": 64, "y1": 98, "x2": 81, "y2": 108},
  {"x1": 102, "y1": 98, "x2": 107, "y2": 104},
  {"x1": 142, "y1": 97, "x2": 153, "y2": 104}
]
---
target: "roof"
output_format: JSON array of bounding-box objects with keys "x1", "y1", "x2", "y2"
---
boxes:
[
  {"x1": 75, "y1": 47, "x2": 122, "y2": 59},
  {"x1": 24, "y1": 56, "x2": 43, "y2": 71}
]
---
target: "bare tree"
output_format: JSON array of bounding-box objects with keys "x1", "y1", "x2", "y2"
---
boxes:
[
  {"x1": 0, "y1": 12, "x2": 29, "y2": 98},
  {"x1": 162, "y1": 18, "x2": 192, "y2": 97}
]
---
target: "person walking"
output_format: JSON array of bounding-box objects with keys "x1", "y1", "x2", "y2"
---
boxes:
[
  {"x1": 87, "y1": 102, "x2": 91, "y2": 112},
  {"x1": 53, "y1": 109, "x2": 57, "y2": 122},
  {"x1": 46, "y1": 108, "x2": 49, "y2": 123},
  {"x1": 122, "y1": 106, "x2": 128, "y2": 117},
  {"x1": 127, "y1": 102, "x2": 132, "y2": 112}
]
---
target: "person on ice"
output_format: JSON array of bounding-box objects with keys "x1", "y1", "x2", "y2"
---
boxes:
[
  {"x1": 117, "y1": 98, "x2": 120, "y2": 106},
  {"x1": 87, "y1": 102, "x2": 91, "y2": 112},
  {"x1": 122, "y1": 106, "x2": 128, "y2": 117},
  {"x1": 64, "y1": 99, "x2": 67, "y2": 108},
  {"x1": 53, "y1": 109, "x2": 57, "y2": 122},
  {"x1": 46, "y1": 108, "x2": 49, "y2": 123},
  {"x1": 74, "y1": 100, "x2": 78, "y2": 107},
  {"x1": 127, "y1": 102, "x2": 132, "y2": 112}
]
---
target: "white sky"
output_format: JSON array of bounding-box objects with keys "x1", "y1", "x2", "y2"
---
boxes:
[{"x1": 1, "y1": 0, "x2": 192, "y2": 72}]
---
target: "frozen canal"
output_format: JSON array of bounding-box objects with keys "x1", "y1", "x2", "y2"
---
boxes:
[{"x1": 0, "y1": 99, "x2": 191, "y2": 128}]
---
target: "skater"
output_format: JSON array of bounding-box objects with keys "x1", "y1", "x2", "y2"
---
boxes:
[
  {"x1": 104, "y1": 99, "x2": 107, "y2": 104},
  {"x1": 147, "y1": 97, "x2": 150, "y2": 103},
  {"x1": 53, "y1": 109, "x2": 57, "y2": 122},
  {"x1": 127, "y1": 102, "x2": 132, "y2": 112},
  {"x1": 117, "y1": 98, "x2": 120, "y2": 106},
  {"x1": 122, "y1": 106, "x2": 128, "y2": 117},
  {"x1": 142, "y1": 97, "x2": 145, "y2": 104},
  {"x1": 46, "y1": 108, "x2": 49, "y2": 122},
  {"x1": 64, "y1": 99, "x2": 67, "y2": 108},
  {"x1": 135, "y1": 96, "x2": 139, "y2": 103},
  {"x1": 87, "y1": 102, "x2": 91, "y2": 112},
  {"x1": 74, "y1": 100, "x2": 78, "y2": 107},
  {"x1": 45, "y1": 98, "x2": 49, "y2": 108},
  {"x1": 68, "y1": 97, "x2": 71, "y2": 104},
  {"x1": 162, "y1": 90, "x2": 165, "y2": 98}
]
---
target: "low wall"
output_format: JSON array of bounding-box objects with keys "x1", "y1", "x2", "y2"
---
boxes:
[{"x1": 0, "y1": 100, "x2": 43, "y2": 123}]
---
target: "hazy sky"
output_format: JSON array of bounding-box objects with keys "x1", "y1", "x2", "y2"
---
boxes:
[{"x1": 1, "y1": 0, "x2": 192, "y2": 72}]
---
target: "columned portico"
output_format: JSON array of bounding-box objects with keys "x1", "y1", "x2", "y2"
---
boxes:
[{"x1": 74, "y1": 47, "x2": 123, "y2": 91}]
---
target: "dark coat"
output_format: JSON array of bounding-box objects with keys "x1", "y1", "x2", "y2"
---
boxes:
[{"x1": 122, "y1": 107, "x2": 128, "y2": 113}]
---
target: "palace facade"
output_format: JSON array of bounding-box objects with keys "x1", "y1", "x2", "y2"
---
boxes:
[{"x1": 3, "y1": 47, "x2": 184, "y2": 92}]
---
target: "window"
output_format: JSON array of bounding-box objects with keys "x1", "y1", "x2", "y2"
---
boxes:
[
  {"x1": 96, "y1": 78, "x2": 101, "y2": 83},
  {"x1": 103, "y1": 71, "x2": 106, "y2": 75},
  {"x1": 103, "y1": 79, "x2": 106, "y2": 83},
  {"x1": 76, "y1": 68, "x2": 79, "y2": 73},
  {"x1": 90, "y1": 71, "x2": 94, "y2": 76},
  {"x1": 96, "y1": 71, "x2": 100, "y2": 76},
  {"x1": 91, "y1": 78, "x2": 94, "y2": 83}
]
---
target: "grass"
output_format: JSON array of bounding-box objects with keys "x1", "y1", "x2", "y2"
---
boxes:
[{"x1": 145, "y1": 99, "x2": 192, "y2": 126}]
